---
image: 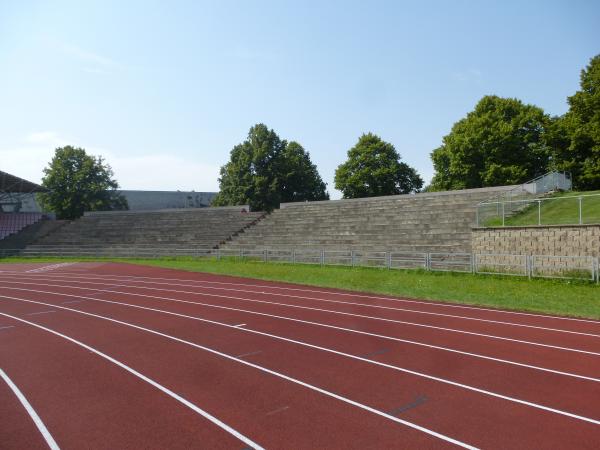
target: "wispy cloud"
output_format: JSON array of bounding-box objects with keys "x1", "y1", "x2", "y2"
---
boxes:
[
  {"x1": 102, "y1": 152, "x2": 220, "y2": 191},
  {"x1": 24, "y1": 131, "x2": 69, "y2": 147},
  {"x1": 60, "y1": 43, "x2": 125, "y2": 75},
  {"x1": 62, "y1": 44, "x2": 117, "y2": 67},
  {"x1": 0, "y1": 133, "x2": 220, "y2": 191},
  {"x1": 451, "y1": 68, "x2": 483, "y2": 83}
]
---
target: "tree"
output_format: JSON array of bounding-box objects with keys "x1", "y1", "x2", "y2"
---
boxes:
[
  {"x1": 550, "y1": 55, "x2": 600, "y2": 190},
  {"x1": 39, "y1": 146, "x2": 127, "y2": 219},
  {"x1": 334, "y1": 133, "x2": 423, "y2": 198},
  {"x1": 277, "y1": 141, "x2": 328, "y2": 203},
  {"x1": 212, "y1": 124, "x2": 328, "y2": 211},
  {"x1": 429, "y1": 96, "x2": 551, "y2": 191}
]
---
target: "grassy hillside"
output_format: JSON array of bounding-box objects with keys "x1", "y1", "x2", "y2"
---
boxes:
[{"x1": 484, "y1": 190, "x2": 600, "y2": 227}]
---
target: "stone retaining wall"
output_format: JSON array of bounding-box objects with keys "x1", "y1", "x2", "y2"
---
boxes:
[{"x1": 472, "y1": 225, "x2": 599, "y2": 257}]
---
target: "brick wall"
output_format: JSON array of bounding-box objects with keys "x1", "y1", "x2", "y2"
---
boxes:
[{"x1": 472, "y1": 225, "x2": 600, "y2": 257}]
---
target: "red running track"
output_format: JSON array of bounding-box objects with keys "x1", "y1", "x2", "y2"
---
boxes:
[{"x1": 0, "y1": 262, "x2": 599, "y2": 449}]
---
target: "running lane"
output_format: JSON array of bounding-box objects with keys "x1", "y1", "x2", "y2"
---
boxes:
[
  {"x1": 0, "y1": 313, "x2": 253, "y2": 449},
  {"x1": 0, "y1": 297, "x2": 462, "y2": 449},
  {"x1": 8, "y1": 271, "x2": 598, "y2": 353},
  {"x1": 1, "y1": 289, "x2": 599, "y2": 448},
  {"x1": 36, "y1": 262, "x2": 600, "y2": 335},
  {"x1": 2, "y1": 277, "x2": 597, "y2": 382}
]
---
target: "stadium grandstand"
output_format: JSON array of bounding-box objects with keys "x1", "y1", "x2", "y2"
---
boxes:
[
  {"x1": 220, "y1": 185, "x2": 517, "y2": 256},
  {"x1": 0, "y1": 170, "x2": 47, "y2": 241}
]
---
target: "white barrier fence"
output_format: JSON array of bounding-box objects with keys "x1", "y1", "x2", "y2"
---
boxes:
[{"x1": 1, "y1": 247, "x2": 597, "y2": 283}]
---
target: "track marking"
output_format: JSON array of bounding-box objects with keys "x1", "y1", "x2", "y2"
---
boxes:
[
  {"x1": 234, "y1": 323, "x2": 247, "y2": 328},
  {"x1": 266, "y1": 406, "x2": 289, "y2": 416},
  {"x1": 4, "y1": 274, "x2": 598, "y2": 339},
  {"x1": 26, "y1": 310, "x2": 56, "y2": 316},
  {"x1": 1, "y1": 286, "x2": 598, "y2": 382},
  {"x1": 2, "y1": 282, "x2": 597, "y2": 358},
  {"x1": 19, "y1": 270, "x2": 600, "y2": 325},
  {"x1": 2, "y1": 294, "x2": 599, "y2": 426},
  {"x1": 0, "y1": 307, "x2": 476, "y2": 449},
  {"x1": 0, "y1": 325, "x2": 15, "y2": 331},
  {"x1": 236, "y1": 351, "x2": 263, "y2": 359},
  {"x1": 0, "y1": 313, "x2": 264, "y2": 450},
  {"x1": 0, "y1": 368, "x2": 60, "y2": 450},
  {"x1": 363, "y1": 348, "x2": 389, "y2": 358},
  {"x1": 388, "y1": 395, "x2": 428, "y2": 416},
  {"x1": 25, "y1": 263, "x2": 75, "y2": 274}
]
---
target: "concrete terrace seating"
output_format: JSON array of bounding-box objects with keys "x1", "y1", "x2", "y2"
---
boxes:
[
  {"x1": 25, "y1": 207, "x2": 264, "y2": 256},
  {"x1": 0, "y1": 212, "x2": 43, "y2": 240},
  {"x1": 220, "y1": 186, "x2": 519, "y2": 255}
]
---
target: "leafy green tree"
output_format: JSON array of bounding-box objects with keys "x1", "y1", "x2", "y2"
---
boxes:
[
  {"x1": 39, "y1": 146, "x2": 127, "y2": 219},
  {"x1": 334, "y1": 133, "x2": 423, "y2": 198},
  {"x1": 429, "y1": 96, "x2": 551, "y2": 191},
  {"x1": 277, "y1": 141, "x2": 328, "y2": 203},
  {"x1": 213, "y1": 124, "x2": 328, "y2": 211},
  {"x1": 550, "y1": 55, "x2": 600, "y2": 190}
]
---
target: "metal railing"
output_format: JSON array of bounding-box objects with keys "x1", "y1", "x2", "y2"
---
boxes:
[
  {"x1": 1, "y1": 246, "x2": 597, "y2": 283},
  {"x1": 476, "y1": 171, "x2": 573, "y2": 226},
  {"x1": 476, "y1": 192, "x2": 600, "y2": 227}
]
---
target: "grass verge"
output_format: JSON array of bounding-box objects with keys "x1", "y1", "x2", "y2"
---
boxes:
[
  {"x1": 2, "y1": 256, "x2": 599, "y2": 319},
  {"x1": 483, "y1": 190, "x2": 600, "y2": 227}
]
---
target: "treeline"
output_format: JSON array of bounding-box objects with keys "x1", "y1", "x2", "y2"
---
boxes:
[
  {"x1": 212, "y1": 125, "x2": 423, "y2": 211},
  {"x1": 216, "y1": 54, "x2": 600, "y2": 209},
  {"x1": 430, "y1": 55, "x2": 600, "y2": 192},
  {"x1": 39, "y1": 55, "x2": 599, "y2": 218}
]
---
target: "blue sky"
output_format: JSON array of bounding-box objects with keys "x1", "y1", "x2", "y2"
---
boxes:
[{"x1": 1, "y1": 1, "x2": 598, "y2": 199}]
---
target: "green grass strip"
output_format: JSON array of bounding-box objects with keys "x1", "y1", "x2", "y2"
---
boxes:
[{"x1": 2, "y1": 256, "x2": 599, "y2": 319}]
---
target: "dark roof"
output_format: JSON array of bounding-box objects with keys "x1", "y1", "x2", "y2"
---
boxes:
[{"x1": 0, "y1": 170, "x2": 45, "y2": 193}]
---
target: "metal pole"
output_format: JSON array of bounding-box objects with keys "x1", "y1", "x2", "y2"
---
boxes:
[
  {"x1": 537, "y1": 201, "x2": 541, "y2": 226},
  {"x1": 579, "y1": 196, "x2": 583, "y2": 225},
  {"x1": 320, "y1": 249, "x2": 325, "y2": 266},
  {"x1": 351, "y1": 250, "x2": 355, "y2": 267},
  {"x1": 501, "y1": 202, "x2": 505, "y2": 226},
  {"x1": 264, "y1": 249, "x2": 268, "y2": 262},
  {"x1": 292, "y1": 249, "x2": 296, "y2": 264}
]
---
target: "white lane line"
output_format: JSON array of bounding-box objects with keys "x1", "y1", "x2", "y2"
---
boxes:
[
  {"x1": 0, "y1": 306, "x2": 476, "y2": 449},
  {"x1": 2, "y1": 294, "x2": 599, "y2": 427},
  {"x1": 17, "y1": 270, "x2": 600, "y2": 325},
  {"x1": 0, "y1": 313, "x2": 263, "y2": 450},
  {"x1": 26, "y1": 311, "x2": 56, "y2": 316},
  {"x1": 3, "y1": 274, "x2": 597, "y2": 338},
  {"x1": 2, "y1": 287, "x2": 599, "y2": 383},
  {"x1": 0, "y1": 325, "x2": 15, "y2": 331},
  {"x1": 234, "y1": 323, "x2": 247, "y2": 328},
  {"x1": 2, "y1": 282, "x2": 597, "y2": 358},
  {"x1": 0, "y1": 368, "x2": 60, "y2": 450},
  {"x1": 25, "y1": 263, "x2": 75, "y2": 274}
]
